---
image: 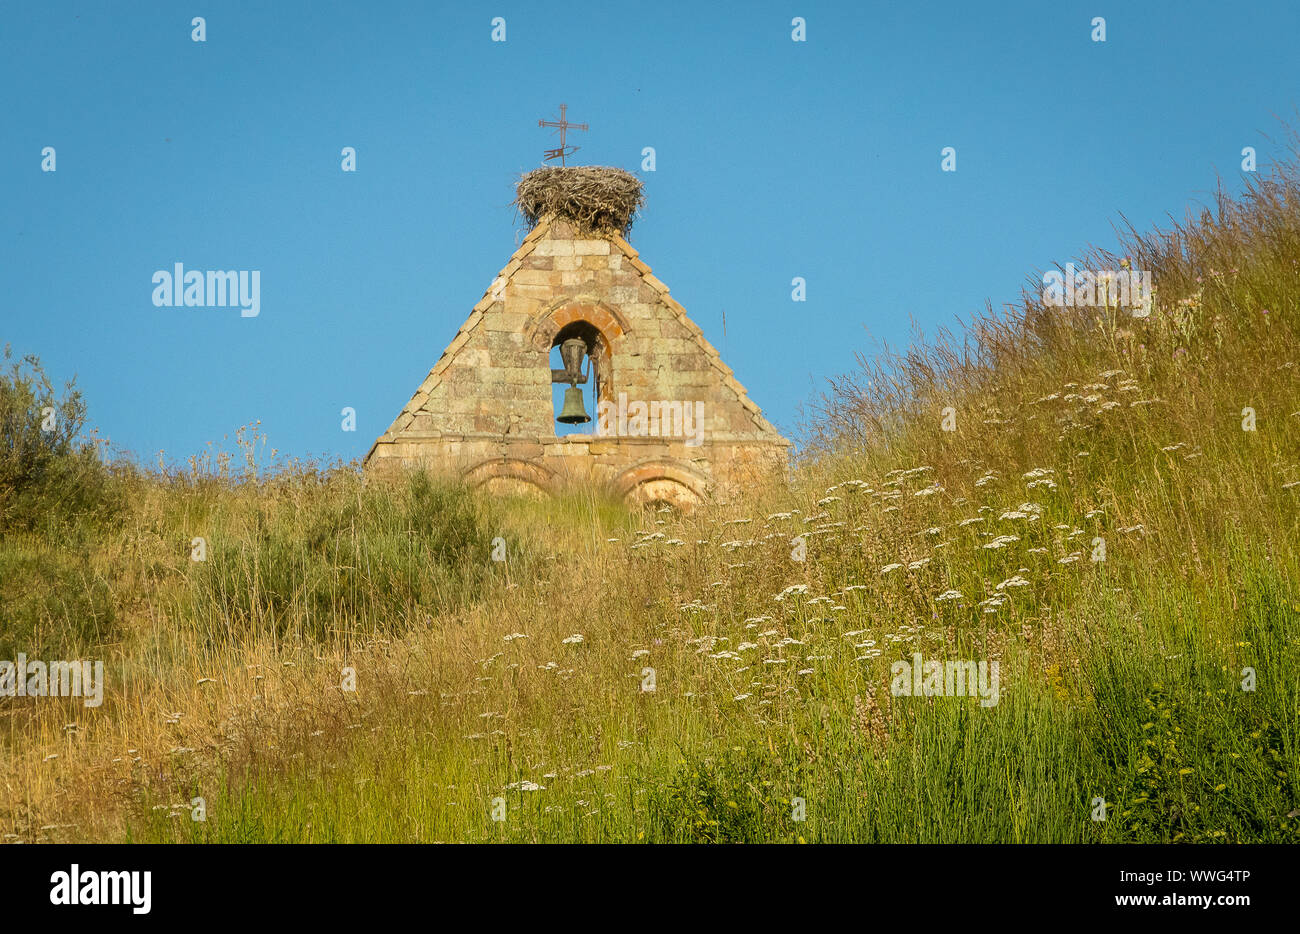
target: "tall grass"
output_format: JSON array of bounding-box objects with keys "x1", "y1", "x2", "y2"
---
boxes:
[{"x1": 3, "y1": 143, "x2": 1299, "y2": 844}]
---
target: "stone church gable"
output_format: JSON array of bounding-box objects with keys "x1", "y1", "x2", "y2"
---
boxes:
[{"x1": 365, "y1": 170, "x2": 789, "y2": 508}]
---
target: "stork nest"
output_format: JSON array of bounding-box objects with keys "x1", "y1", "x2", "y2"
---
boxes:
[{"x1": 514, "y1": 166, "x2": 644, "y2": 237}]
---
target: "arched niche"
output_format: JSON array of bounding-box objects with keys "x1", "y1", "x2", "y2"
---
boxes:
[
  {"x1": 615, "y1": 461, "x2": 709, "y2": 512},
  {"x1": 462, "y1": 458, "x2": 555, "y2": 500}
]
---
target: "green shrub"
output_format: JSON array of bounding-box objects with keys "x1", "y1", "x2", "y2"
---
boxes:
[{"x1": 0, "y1": 346, "x2": 118, "y2": 534}]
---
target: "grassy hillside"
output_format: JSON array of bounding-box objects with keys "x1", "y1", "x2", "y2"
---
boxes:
[{"x1": 2, "y1": 155, "x2": 1298, "y2": 844}]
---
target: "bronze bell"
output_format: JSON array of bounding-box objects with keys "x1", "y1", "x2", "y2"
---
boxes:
[
  {"x1": 553, "y1": 336, "x2": 591, "y2": 424},
  {"x1": 557, "y1": 385, "x2": 591, "y2": 424}
]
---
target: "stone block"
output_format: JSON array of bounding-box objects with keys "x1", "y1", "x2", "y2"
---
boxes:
[
  {"x1": 534, "y1": 239, "x2": 575, "y2": 256},
  {"x1": 509, "y1": 283, "x2": 555, "y2": 301},
  {"x1": 444, "y1": 330, "x2": 473, "y2": 355},
  {"x1": 511, "y1": 269, "x2": 558, "y2": 287},
  {"x1": 560, "y1": 271, "x2": 595, "y2": 288},
  {"x1": 484, "y1": 311, "x2": 532, "y2": 332},
  {"x1": 456, "y1": 347, "x2": 490, "y2": 368}
]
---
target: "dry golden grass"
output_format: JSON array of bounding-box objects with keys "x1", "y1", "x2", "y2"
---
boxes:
[{"x1": 3, "y1": 145, "x2": 1300, "y2": 844}]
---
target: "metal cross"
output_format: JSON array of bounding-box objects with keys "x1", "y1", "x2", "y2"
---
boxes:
[{"x1": 538, "y1": 103, "x2": 588, "y2": 166}]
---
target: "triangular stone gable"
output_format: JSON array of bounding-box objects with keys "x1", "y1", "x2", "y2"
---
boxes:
[
  {"x1": 369, "y1": 217, "x2": 783, "y2": 451},
  {"x1": 364, "y1": 214, "x2": 789, "y2": 504}
]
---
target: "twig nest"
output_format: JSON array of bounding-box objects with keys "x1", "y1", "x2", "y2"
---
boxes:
[{"x1": 515, "y1": 166, "x2": 644, "y2": 237}]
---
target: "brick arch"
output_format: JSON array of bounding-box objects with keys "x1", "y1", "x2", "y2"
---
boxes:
[
  {"x1": 614, "y1": 460, "x2": 710, "y2": 510},
  {"x1": 527, "y1": 298, "x2": 630, "y2": 353},
  {"x1": 462, "y1": 458, "x2": 556, "y2": 498}
]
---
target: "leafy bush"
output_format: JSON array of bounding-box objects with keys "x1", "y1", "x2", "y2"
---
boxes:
[{"x1": 0, "y1": 346, "x2": 118, "y2": 533}]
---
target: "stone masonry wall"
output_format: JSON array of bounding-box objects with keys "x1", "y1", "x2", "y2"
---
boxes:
[{"x1": 364, "y1": 214, "x2": 789, "y2": 506}]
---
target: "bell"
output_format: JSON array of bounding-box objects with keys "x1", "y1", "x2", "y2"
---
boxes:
[{"x1": 557, "y1": 385, "x2": 591, "y2": 424}]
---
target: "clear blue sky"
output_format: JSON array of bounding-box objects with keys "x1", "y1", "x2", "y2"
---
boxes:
[{"x1": 3, "y1": 0, "x2": 1298, "y2": 466}]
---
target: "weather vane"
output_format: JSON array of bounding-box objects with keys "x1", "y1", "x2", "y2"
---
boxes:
[{"x1": 538, "y1": 103, "x2": 587, "y2": 166}]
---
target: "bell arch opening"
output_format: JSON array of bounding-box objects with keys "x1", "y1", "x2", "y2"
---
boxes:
[{"x1": 548, "y1": 318, "x2": 612, "y2": 437}]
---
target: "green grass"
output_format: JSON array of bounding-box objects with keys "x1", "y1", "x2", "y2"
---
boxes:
[
  {"x1": 118, "y1": 541, "x2": 1297, "y2": 845},
  {"x1": 6, "y1": 139, "x2": 1300, "y2": 845}
]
